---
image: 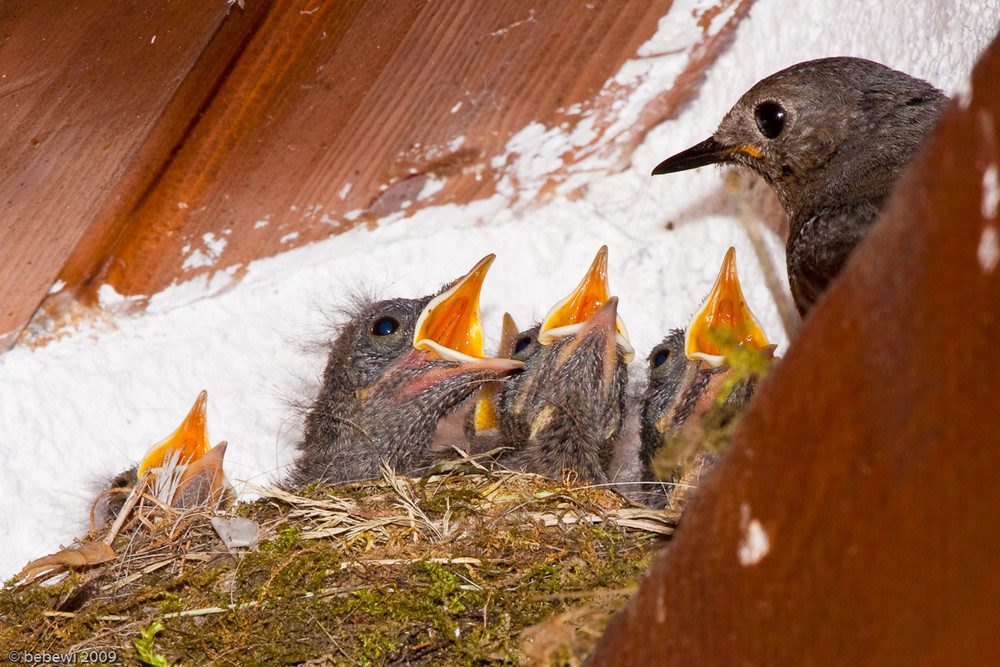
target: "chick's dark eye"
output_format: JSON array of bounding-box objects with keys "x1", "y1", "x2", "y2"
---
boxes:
[
  {"x1": 514, "y1": 336, "x2": 532, "y2": 354},
  {"x1": 372, "y1": 316, "x2": 399, "y2": 337},
  {"x1": 652, "y1": 349, "x2": 670, "y2": 368},
  {"x1": 754, "y1": 101, "x2": 786, "y2": 139}
]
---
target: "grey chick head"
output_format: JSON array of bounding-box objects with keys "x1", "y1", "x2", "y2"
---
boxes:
[
  {"x1": 288, "y1": 255, "x2": 522, "y2": 488},
  {"x1": 653, "y1": 57, "x2": 947, "y2": 314}
]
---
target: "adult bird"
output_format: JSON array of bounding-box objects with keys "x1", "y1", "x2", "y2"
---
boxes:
[
  {"x1": 640, "y1": 248, "x2": 774, "y2": 509},
  {"x1": 652, "y1": 57, "x2": 947, "y2": 315},
  {"x1": 499, "y1": 246, "x2": 635, "y2": 485},
  {"x1": 286, "y1": 255, "x2": 523, "y2": 488}
]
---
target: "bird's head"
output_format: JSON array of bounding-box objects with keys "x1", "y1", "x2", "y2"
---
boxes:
[
  {"x1": 500, "y1": 248, "x2": 634, "y2": 476},
  {"x1": 653, "y1": 57, "x2": 946, "y2": 217},
  {"x1": 536, "y1": 245, "x2": 633, "y2": 362},
  {"x1": 514, "y1": 245, "x2": 635, "y2": 409},
  {"x1": 330, "y1": 255, "x2": 522, "y2": 416},
  {"x1": 131, "y1": 390, "x2": 233, "y2": 510},
  {"x1": 295, "y1": 256, "x2": 525, "y2": 485}
]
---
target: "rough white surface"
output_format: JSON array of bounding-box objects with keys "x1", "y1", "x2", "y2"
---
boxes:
[
  {"x1": 181, "y1": 232, "x2": 229, "y2": 271},
  {"x1": 1, "y1": 0, "x2": 997, "y2": 580}
]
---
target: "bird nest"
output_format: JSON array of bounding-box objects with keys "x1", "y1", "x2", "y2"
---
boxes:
[{"x1": 2, "y1": 452, "x2": 677, "y2": 666}]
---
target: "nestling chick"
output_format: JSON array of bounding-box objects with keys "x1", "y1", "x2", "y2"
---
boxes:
[
  {"x1": 94, "y1": 390, "x2": 234, "y2": 525},
  {"x1": 287, "y1": 255, "x2": 522, "y2": 488},
  {"x1": 640, "y1": 248, "x2": 774, "y2": 509},
  {"x1": 499, "y1": 246, "x2": 634, "y2": 484}
]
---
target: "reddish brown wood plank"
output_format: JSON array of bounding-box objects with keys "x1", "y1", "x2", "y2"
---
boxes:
[
  {"x1": 72, "y1": 0, "x2": 749, "y2": 305},
  {"x1": 0, "y1": 0, "x2": 253, "y2": 349},
  {"x1": 4, "y1": 0, "x2": 754, "y2": 349},
  {"x1": 588, "y1": 35, "x2": 1000, "y2": 666},
  {"x1": 52, "y1": 0, "x2": 273, "y2": 313}
]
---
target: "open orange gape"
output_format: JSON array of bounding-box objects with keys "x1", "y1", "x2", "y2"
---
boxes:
[
  {"x1": 537, "y1": 245, "x2": 634, "y2": 362},
  {"x1": 133, "y1": 390, "x2": 233, "y2": 510},
  {"x1": 684, "y1": 247, "x2": 772, "y2": 367},
  {"x1": 412, "y1": 254, "x2": 523, "y2": 372}
]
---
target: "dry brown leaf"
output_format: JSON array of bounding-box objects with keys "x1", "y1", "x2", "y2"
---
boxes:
[{"x1": 18, "y1": 541, "x2": 116, "y2": 584}]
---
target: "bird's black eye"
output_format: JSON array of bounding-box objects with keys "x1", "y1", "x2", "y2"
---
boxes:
[
  {"x1": 754, "y1": 101, "x2": 786, "y2": 139},
  {"x1": 652, "y1": 349, "x2": 670, "y2": 368},
  {"x1": 514, "y1": 336, "x2": 532, "y2": 354},
  {"x1": 372, "y1": 316, "x2": 399, "y2": 337}
]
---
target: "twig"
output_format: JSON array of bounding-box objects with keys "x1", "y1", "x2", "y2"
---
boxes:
[{"x1": 339, "y1": 556, "x2": 483, "y2": 569}]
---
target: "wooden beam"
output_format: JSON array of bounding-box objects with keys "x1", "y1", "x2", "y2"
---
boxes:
[
  {"x1": 4, "y1": 0, "x2": 754, "y2": 350},
  {"x1": 0, "y1": 0, "x2": 256, "y2": 348},
  {"x1": 78, "y1": 0, "x2": 681, "y2": 305}
]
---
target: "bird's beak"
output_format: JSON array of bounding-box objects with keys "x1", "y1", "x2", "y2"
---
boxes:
[
  {"x1": 137, "y1": 390, "x2": 212, "y2": 478},
  {"x1": 413, "y1": 254, "x2": 523, "y2": 371},
  {"x1": 685, "y1": 247, "x2": 771, "y2": 367},
  {"x1": 578, "y1": 294, "x2": 627, "y2": 354},
  {"x1": 135, "y1": 390, "x2": 232, "y2": 509},
  {"x1": 538, "y1": 245, "x2": 634, "y2": 362},
  {"x1": 497, "y1": 312, "x2": 520, "y2": 358},
  {"x1": 546, "y1": 297, "x2": 630, "y2": 395},
  {"x1": 652, "y1": 136, "x2": 760, "y2": 175}
]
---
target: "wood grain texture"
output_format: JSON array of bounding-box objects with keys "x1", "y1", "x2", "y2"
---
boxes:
[
  {"x1": 0, "y1": 0, "x2": 246, "y2": 348},
  {"x1": 81, "y1": 0, "x2": 681, "y2": 305},
  {"x1": 4, "y1": 0, "x2": 754, "y2": 349},
  {"x1": 587, "y1": 34, "x2": 1000, "y2": 667}
]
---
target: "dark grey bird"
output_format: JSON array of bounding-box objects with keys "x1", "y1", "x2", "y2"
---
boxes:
[
  {"x1": 652, "y1": 57, "x2": 947, "y2": 315},
  {"x1": 286, "y1": 255, "x2": 522, "y2": 488},
  {"x1": 640, "y1": 248, "x2": 774, "y2": 509},
  {"x1": 638, "y1": 330, "x2": 724, "y2": 509},
  {"x1": 498, "y1": 247, "x2": 635, "y2": 484}
]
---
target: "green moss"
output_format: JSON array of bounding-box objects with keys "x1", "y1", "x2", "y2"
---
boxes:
[
  {"x1": 261, "y1": 524, "x2": 301, "y2": 552},
  {"x1": 357, "y1": 630, "x2": 398, "y2": 664},
  {"x1": 157, "y1": 593, "x2": 184, "y2": 616},
  {"x1": 522, "y1": 562, "x2": 561, "y2": 594},
  {"x1": 1, "y1": 475, "x2": 666, "y2": 665},
  {"x1": 424, "y1": 562, "x2": 464, "y2": 608}
]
